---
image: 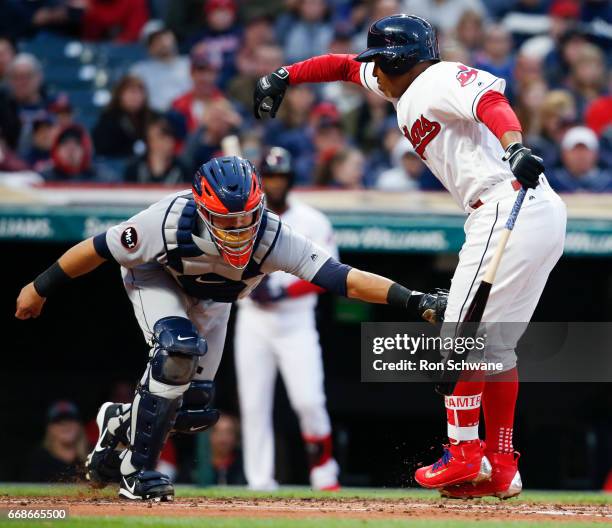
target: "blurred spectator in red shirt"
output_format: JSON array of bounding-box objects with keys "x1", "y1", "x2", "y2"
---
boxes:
[
  {"x1": 82, "y1": 0, "x2": 149, "y2": 43},
  {"x1": 124, "y1": 116, "x2": 190, "y2": 184},
  {"x1": 43, "y1": 123, "x2": 95, "y2": 181},
  {"x1": 549, "y1": 126, "x2": 612, "y2": 193},
  {"x1": 92, "y1": 75, "x2": 155, "y2": 158},
  {"x1": 131, "y1": 26, "x2": 192, "y2": 112},
  {"x1": 585, "y1": 96, "x2": 612, "y2": 138},
  {"x1": 172, "y1": 45, "x2": 223, "y2": 133}
]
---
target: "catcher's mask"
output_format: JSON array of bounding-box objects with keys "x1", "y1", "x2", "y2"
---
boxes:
[{"x1": 192, "y1": 156, "x2": 265, "y2": 269}]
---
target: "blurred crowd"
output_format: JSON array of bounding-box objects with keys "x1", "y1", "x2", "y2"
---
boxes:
[
  {"x1": 24, "y1": 392, "x2": 246, "y2": 486},
  {"x1": 0, "y1": 0, "x2": 609, "y2": 193}
]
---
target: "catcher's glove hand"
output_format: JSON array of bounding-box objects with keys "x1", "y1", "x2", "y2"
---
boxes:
[
  {"x1": 503, "y1": 142, "x2": 543, "y2": 189},
  {"x1": 253, "y1": 67, "x2": 289, "y2": 119},
  {"x1": 419, "y1": 288, "x2": 448, "y2": 323}
]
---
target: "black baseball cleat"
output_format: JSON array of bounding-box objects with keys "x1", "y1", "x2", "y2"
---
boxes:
[
  {"x1": 119, "y1": 470, "x2": 174, "y2": 501},
  {"x1": 85, "y1": 402, "x2": 124, "y2": 488}
]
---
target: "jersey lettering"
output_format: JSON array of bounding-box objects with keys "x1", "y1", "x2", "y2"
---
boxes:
[{"x1": 403, "y1": 115, "x2": 441, "y2": 160}]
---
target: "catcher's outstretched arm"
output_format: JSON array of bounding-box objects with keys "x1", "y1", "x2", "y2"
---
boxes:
[{"x1": 15, "y1": 238, "x2": 106, "y2": 320}]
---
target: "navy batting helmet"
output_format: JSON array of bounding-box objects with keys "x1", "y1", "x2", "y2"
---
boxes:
[
  {"x1": 355, "y1": 14, "x2": 440, "y2": 75},
  {"x1": 261, "y1": 146, "x2": 293, "y2": 183}
]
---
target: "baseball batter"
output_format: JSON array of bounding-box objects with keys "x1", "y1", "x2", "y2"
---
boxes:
[
  {"x1": 254, "y1": 14, "x2": 567, "y2": 498},
  {"x1": 15, "y1": 155, "x2": 447, "y2": 501},
  {"x1": 236, "y1": 147, "x2": 339, "y2": 491}
]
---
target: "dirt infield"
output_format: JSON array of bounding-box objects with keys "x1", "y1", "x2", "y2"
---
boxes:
[{"x1": 2, "y1": 496, "x2": 611, "y2": 523}]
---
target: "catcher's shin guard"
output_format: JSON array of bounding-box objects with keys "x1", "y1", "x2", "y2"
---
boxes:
[{"x1": 121, "y1": 317, "x2": 207, "y2": 476}]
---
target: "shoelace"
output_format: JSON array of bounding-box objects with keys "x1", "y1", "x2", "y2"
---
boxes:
[{"x1": 432, "y1": 448, "x2": 453, "y2": 471}]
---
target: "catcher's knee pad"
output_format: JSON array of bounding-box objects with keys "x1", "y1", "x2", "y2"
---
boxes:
[
  {"x1": 150, "y1": 317, "x2": 208, "y2": 386},
  {"x1": 173, "y1": 380, "x2": 220, "y2": 434}
]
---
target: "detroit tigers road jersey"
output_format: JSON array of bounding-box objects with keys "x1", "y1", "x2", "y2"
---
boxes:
[
  {"x1": 359, "y1": 61, "x2": 513, "y2": 212},
  {"x1": 93, "y1": 190, "x2": 335, "y2": 302}
]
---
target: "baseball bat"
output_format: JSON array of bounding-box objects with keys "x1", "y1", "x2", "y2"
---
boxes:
[
  {"x1": 435, "y1": 187, "x2": 527, "y2": 394},
  {"x1": 462, "y1": 187, "x2": 527, "y2": 324},
  {"x1": 221, "y1": 135, "x2": 242, "y2": 157}
]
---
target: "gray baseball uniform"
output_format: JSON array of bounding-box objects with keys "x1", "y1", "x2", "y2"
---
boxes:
[{"x1": 93, "y1": 190, "x2": 346, "y2": 379}]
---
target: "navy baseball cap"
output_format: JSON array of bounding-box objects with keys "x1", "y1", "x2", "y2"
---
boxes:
[{"x1": 47, "y1": 400, "x2": 80, "y2": 423}]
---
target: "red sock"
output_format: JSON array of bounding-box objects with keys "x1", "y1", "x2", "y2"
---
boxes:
[
  {"x1": 303, "y1": 434, "x2": 333, "y2": 469},
  {"x1": 483, "y1": 367, "x2": 519, "y2": 454},
  {"x1": 445, "y1": 372, "x2": 485, "y2": 445}
]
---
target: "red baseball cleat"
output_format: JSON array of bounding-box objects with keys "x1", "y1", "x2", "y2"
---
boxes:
[
  {"x1": 440, "y1": 451, "x2": 522, "y2": 499},
  {"x1": 415, "y1": 440, "x2": 492, "y2": 489}
]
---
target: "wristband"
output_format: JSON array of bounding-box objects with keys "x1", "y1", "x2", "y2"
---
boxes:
[
  {"x1": 33, "y1": 261, "x2": 72, "y2": 297},
  {"x1": 387, "y1": 283, "x2": 423, "y2": 314}
]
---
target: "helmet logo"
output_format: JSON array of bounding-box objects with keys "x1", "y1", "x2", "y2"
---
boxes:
[{"x1": 456, "y1": 64, "x2": 478, "y2": 87}]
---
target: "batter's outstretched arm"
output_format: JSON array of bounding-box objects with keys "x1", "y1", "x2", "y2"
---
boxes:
[
  {"x1": 254, "y1": 54, "x2": 363, "y2": 119},
  {"x1": 15, "y1": 238, "x2": 106, "y2": 320}
]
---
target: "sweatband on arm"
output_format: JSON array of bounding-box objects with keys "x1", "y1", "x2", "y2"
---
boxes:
[
  {"x1": 33, "y1": 261, "x2": 72, "y2": 297},
  {"x1": 387, "y1": 283, "x2": 423, "y2": 314},
  {"x1": 93, "y1": 231, "x2": 115, "y2": 261},
  {"x1": 311, "y1": 258, "x2": 352, "y2": 297}
]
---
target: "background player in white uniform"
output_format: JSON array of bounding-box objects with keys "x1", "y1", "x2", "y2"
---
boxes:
[
  {"x1": 15, "y1": 155, "x2": 447, "y2": 501},
  {"x1": 254, "y1": 14, "x2": 567, "y2": 499},
  {"x1": 236, "y1": 147, "x2": 339, "y2": 491}
]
